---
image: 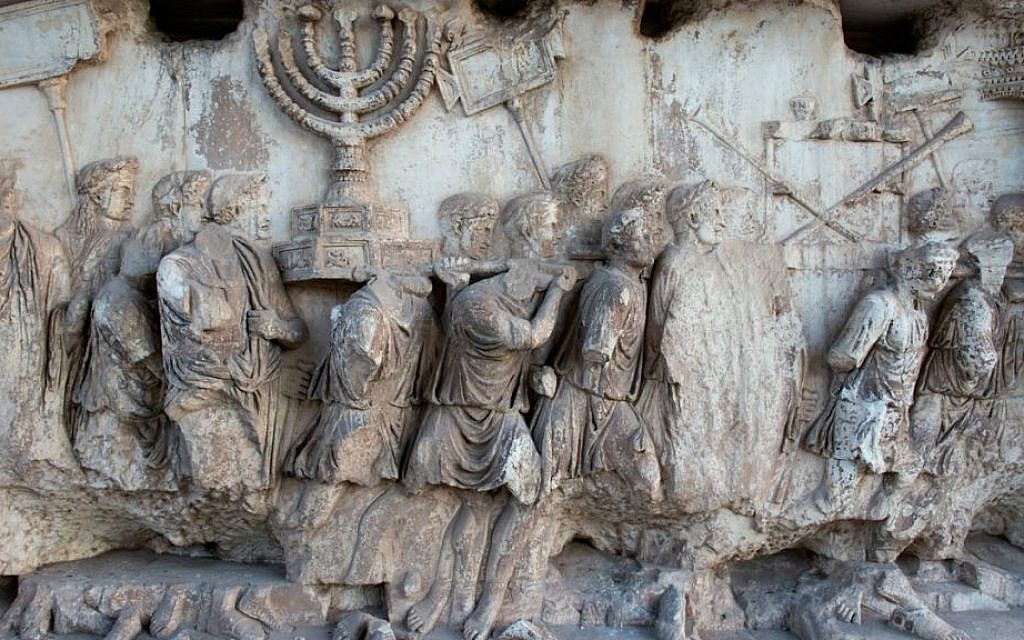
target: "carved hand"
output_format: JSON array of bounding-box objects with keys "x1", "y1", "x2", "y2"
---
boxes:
[
  {"x1": 552, "y1": 266, "x2": 578, "y2": 293},
  {"x1": 247, "y1": 309, "x2": 284, "y2": 341},
  {"x1": 434, "y1": 256, "x2": 471, "y2": 287},
  {"x1": 530, "y1": 365, "x2": 557, "y2": 397}
]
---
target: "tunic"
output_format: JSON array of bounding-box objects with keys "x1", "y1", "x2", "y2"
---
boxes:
[
  {"x1": 916, "y1": 280, "x2": 1001, "y2": 474},
  {"x1": 287, "y1": 284, "x2": 438, "y2": 486},
  {"x1": 805, "y1": 288, "x2": 929, "y2": 474},
  {"x1": 157, "y1": 224, "x2": 302, "y2": 492},
  {"x1": 0, "y1": 219, "x2": 73, "y2": 473},
  {"x1": 404, "y1": 274, "x2": 544, "y2": 504},
  {"x1": 531, "y1": 263, "x2": 655, "y2": 494},
  {"x1": 73, "y1": 275, "x2": 172, "y2": 490}
]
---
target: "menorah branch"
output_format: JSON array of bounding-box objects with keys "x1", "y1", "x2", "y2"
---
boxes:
[{"x1": 254, "y1": 4, "x2": 448, "y2": 208}]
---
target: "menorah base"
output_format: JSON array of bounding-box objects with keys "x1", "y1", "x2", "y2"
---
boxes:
[{"x1": 273, "y1": 202, "x2": 438, "y2": 282}]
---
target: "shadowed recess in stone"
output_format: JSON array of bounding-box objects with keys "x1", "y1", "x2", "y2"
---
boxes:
[{"x1": 148, "y1": 0, "x2": 244, "y2": 41}]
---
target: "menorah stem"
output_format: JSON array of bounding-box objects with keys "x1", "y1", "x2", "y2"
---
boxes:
[{"x1": 324, "y1": 139, "x2": 371, "y2": 207}]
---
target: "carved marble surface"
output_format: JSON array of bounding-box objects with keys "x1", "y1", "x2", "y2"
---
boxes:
[{"x1": 0, "y1": 1, "x2": 1022, "y2": 640}]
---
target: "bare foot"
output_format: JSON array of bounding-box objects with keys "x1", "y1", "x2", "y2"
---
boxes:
[
  {"x1": 332, "y1": 611, "x2": 373, "y2": 640},
  {"x1": 462, "y1": 614, "x2": 492, "y2": 640},
  {"x1": 463, "y1": 599, "x2": 498, "y2": 640},
  {"x1": 406, "y1": 587, "x2": 447, "y2": 634}
]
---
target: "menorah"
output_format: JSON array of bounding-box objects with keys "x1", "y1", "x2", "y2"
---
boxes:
[{"x1": 253, "y1": 4, "x2": 447, "y2": 281}]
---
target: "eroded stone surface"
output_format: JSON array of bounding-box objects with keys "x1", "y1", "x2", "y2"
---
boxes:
[{"x1": 0, "y1": 0, "x2": 1022, "y2": 639}]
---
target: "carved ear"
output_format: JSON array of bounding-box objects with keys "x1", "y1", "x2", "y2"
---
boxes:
[{"x1": 436, "y1": 69, "x2": 460, "y2": 112}]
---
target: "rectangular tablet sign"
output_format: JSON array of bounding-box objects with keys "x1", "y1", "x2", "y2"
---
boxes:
[{"x1": 0, "y1": 0, "x2": 100, "y2": 88}]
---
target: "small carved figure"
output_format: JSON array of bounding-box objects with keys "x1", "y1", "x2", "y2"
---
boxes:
[
  {"x1": 286, "y1": 270, "x2": 438, "y2": 489},
  {"x1": 0, "y1": 161, "x2": 73, "y2": 471},
  {"x1": 73, "y1": 238, "x2": 175, "y2": 491},
  {"x1": 532, "y1": 206, "x2": 661, "y2": 497},
  {"x1": 72, "y1": 170, "x2": 213, "y2": 490},
  {"x1": 157, "y1": 174, "x2": 307, "y2": 497},
  {"x1": 451, "y1": 206, "x2": 662, "y2": 640},
  {"x1": 637, "y1": 179, "x2": 804, "y2": 511},
  {"x1": 58, "y1": 157, "x2": 138, "y2": 348},
  {"x1": 913, "y1": 231, "x2": 1013, "y2": 475},
  {"x1": 405, "y1": 192, "x2": 573, "y2": 503},
  {"x1": 638, "y1": 182, "x2": 727, "y2": 488},
  {"x1": 804, "y1": 241, "x2": 959, "y2": 512},
  {"x1": 403, "y1": 193, "x2": 575, "y2": 639},
  {"x1": 989, "y1": 194, "x2": 1024, "y2": 397}
]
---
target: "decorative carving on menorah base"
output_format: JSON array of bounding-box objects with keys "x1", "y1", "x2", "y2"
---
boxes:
[{"x1": 254, "y1": 3, "x2": 446, "y2": 281}]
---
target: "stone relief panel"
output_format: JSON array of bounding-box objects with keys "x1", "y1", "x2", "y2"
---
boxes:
[{"x1": 0, "y1": 1, "x2": 1022, "y2": 640}]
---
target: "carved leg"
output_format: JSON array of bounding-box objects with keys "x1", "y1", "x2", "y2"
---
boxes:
[
  {"x1": 868, "y1": 568, "x2": 973, "y2": 640},
  {"x1": 407, "y1": 501, "x2": 471, "y2": 634},
  {"x1": 655, "y1": 584, "x2": 686, "y2": 640},
  {"x1": 19, "y1": 584, "x2": 53, "y2": 640},
  {"x1": 814, "y1": 458, "x2": 859, "y2": 515},
  {"x1": 210, "y1": 587, "x2": 266, "y2": 640},
  {"x1": 291, "y1": 481, "x2": 345, "y2": 531},
  {"x1": 104, "y1": 605, "x2": 142, "y2": 640},
  {"x1": 150, "y1": 585, "x2": 194, "y2": 640},
  {"x1": 464, "y1": 498, "x2": 533, "y2": 640}
]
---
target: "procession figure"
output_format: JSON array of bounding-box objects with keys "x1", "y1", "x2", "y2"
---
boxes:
[
  {"x1": 532, "y1": 206, "x2": 661, "y2": 497},
  {"x1": 804, "y1": 241, "x2": 959, "y2": 513},
  {"x1": 73, "y1": 239, "x2": 174, "y2": 491},
  {"x1": 58, "y1": 157, "x2": 138, "y2": 348},
  {"x1": 990, "y1": 194, "x2": 1024, "y2": 400},
  {"x1": 403, "y1": 193, "x2": 575, "y2": 639},
  {"x1": 0, "y1": 161, "x2": 73, "y2": 473},
  {"x1": 157, "y1": 174, "x2": 307, "y2": 497},
  {"x1": 638, "y1": 178, "x2": 806, "y2": 520},
  {"x1": 405, "y1": 192, "x2": 572, "y2": 502},
  {"x1": 72, "y1": 170, "x2": 214, "y2": 490},
  {"x1": 913, "y1": 231, "x2": 1013, "y2": 475},
  {"x1": 284, "y1": 270, "x2": 438, "y2": 524}
]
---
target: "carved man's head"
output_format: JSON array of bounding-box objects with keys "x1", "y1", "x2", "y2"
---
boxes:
[
  {"x1": 76, "y1": 156, "x2": 139, "y2": 222},
  {"x1": 610, "y1": 180, "x2": 668, "y2": 249},
  {"x1": 438, "y1": 192, "x2": 499, "y2": 261},
  {"x1": 964, "y1": 230, "x2": 1014, "y2": 293},
  {"x1": 502, "y1": 193, "x2": 561, "y2": 260},
  {"x1": 665, "y1": 180, "x2": 724, "y2": 246},
  {"x1": 602, "y1": 207, "x2": 656, "y2": 269},
  {"x1": 992, "y1": 193, "x2": 1024, "y2": 262},
  {"x1": 551, "y1": 155, "x2": 610, "y2": 216},
  {"x1": 207, "y1": 174, "x2": 269, "y2": 238},
  {"x1": 893, "y1": 241, "x2": 959, "y2": 302},
  {"x1": 152, "y1": 170, "x2": 213, "y2": 237}
]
